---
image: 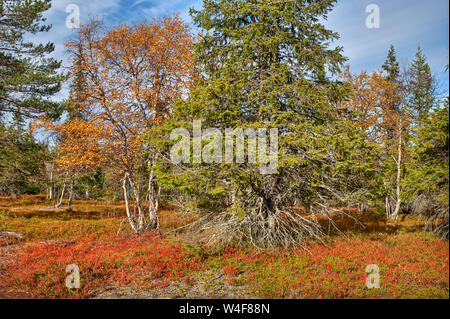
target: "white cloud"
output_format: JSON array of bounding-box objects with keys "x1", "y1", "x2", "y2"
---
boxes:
[{"x1": 131, "y1": 0, "x2": 148, "y2": 7}]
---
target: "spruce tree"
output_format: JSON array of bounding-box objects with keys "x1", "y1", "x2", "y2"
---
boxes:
[
  {"x1": 0, "y1": 123, "x2": 49, "y2": 196},
  {"x1": 408, "y1": 46, "x2": 435, "y2": 124},
  {"x1": 0, "y1": 0, "x2": 64, "y2": 123},
  {"x1": 380, "y1": 44, "x2": 402, "y2": 154},
  {"x1": 404, "y1": 98, "x2": 448, "y2": 238},
  {"x1": 154, "y1": 0, "x2": 379, "y2": 247},
  {"x1": 382, "y1": 44, "x2": 400, "y2": 84}
]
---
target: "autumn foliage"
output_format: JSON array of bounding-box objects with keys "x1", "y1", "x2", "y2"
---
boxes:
[
  {"x1": 36, "y1": 14, "x2": 194, "y2": 232},
  {"x1": 341, "y1": 66, "x2": 405, "y2": 144}
]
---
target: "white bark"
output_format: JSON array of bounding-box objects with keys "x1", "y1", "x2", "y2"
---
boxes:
[
  {"x1": 385, "y1": 195, "x2": 391, "y2": 219},
  {"x1": 67, "y1": 178, "x2": 74, "y2": 211},
  {"x1": 121, "y1": 164, "x2": 161, "y2": 234},
  {"x1": 127, "y1": 173, "x2": 145, "y2": 231},
  {"x1": 49, "y1": 164, "x2": 54, "y2": 200},
  {"x1": 55, "y1": 181, "x2": 66, "y2": 209},
  {"x1": 392, "y1": 120, "x2": 403, "y2": 221},
  {"x1": 123, "y1": 173, "x2": 138, "y2": 233},
  {"x1": 147, "y1": 164, "x2": 161, "y2": 232}
]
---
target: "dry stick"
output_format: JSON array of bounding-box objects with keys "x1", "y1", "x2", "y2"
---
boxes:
[
  {"x1": 116, "y1": 218, "x2": 127, "y2": 236},
  {"x1": 0, "y1": 231, "x2": 24, "y2": 239},
  {"x1": 160, "y1": 211, "x2": 212, "y2": 238}
]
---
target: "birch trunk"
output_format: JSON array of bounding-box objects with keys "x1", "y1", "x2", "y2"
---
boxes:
[
  {"x1": 67, "y1": 178, "x2": 74, "y2": 211},
  {"x1": 49, "y1": 163, "x2": 54, "y2": 200},
  {"x1": 392, "y1": 121, "x2": 403, "y2": 221},
  {"x1": 123, "y1": 173, "x2": 138, "y2": 233},
  {"x1": 385, "y1": 195, "x2": 391, "y2": 220},
  {"x1": 55, "y1": 181, "x2": 66, "y2": 209},
  {"x1": 147, "y1": 160, "x2": 161, "y2": 232},
  {"x1": 122, "y1": 165, "x2": 161, "y2": 234},
  {"x1": 127, "y1": 174, "x2": 146, "y2": 232}
]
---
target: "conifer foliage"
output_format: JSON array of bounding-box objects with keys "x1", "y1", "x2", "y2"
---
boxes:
[
  {"x1": 0, "y1": 0, "x2": 64, "y2": 122},
  {"x1": 153, "y1": 0, "x2": 380, "y2": 247}
]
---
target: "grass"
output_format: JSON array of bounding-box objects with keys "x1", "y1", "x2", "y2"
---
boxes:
[{"x1": 0, "y1": 195, "x2": 448, "y2": 299}]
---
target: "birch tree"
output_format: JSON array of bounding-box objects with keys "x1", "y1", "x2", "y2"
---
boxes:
[{"x1": 65, "y1": 16, "x2": 193, "y2": 233}]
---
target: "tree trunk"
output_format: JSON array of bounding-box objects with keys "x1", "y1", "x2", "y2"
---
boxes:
[
  {"x1": 55, "y1": 181, "x2": 66, "y2": 209},
  {"x1": 123, "y1": 173, "x2": 138, "y2": 233},
  {"x1": 67, "y1": 178, "x2": 74, "y2": 211},
  {"x1": 385, "y1": 195, "x2": 391, "y2": 220},
  {"x1": 49, "y1": 165, "x2": 54, "y2": 200},
  {"x1": 392, "y1": 121, "x2": 403, "y2": 221},
  {"x1": 147, "y1": 160, "x2": 161, "y2": 233},
  {"x1": 127, "y1": 173, "x2": 145, "y2": 232},
  {"x1": 122, "y1": 165, "x2": 160, "y2": 235}
]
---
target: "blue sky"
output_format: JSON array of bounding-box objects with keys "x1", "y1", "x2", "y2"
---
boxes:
[{"x1": 42, "y1": 0, "x2": 449, "y2": 98}]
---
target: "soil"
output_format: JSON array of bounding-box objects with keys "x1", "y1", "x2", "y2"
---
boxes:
[{"x1": 94, "y1": 270, "x2": 251, "y2": 299}]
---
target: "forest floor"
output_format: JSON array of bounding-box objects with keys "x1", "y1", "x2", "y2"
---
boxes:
[{"x1": 0, "y1": 195, "x2": 448, "y2": 299}]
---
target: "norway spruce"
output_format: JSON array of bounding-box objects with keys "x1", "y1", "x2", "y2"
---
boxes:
[
  {"x1": 152, "y1": 0, "x2": 379, "y2": 248},
  {"x1": 407, "y1": 46, "x2": 436, "y2": 125}
]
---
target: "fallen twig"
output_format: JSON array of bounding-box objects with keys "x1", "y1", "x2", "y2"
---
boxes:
[{"x1": 0, "y1": 231, "x2": 23, "y2": 239}]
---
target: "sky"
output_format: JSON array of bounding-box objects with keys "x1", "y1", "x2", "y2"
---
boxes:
[{"x1": 39, "y1": 0, "x2": 449, "y2": 99}]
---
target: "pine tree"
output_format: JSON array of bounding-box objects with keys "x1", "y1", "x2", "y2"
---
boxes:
[
  {"x1": 0, "y1": 0, "x2": 65, "y2": 123},
  {"x1": 155, "y1": 0, "x2": 380, "y2": 247},
  {"x1": 408, "y1": 46, "x2": 435, "y2": 124}
]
